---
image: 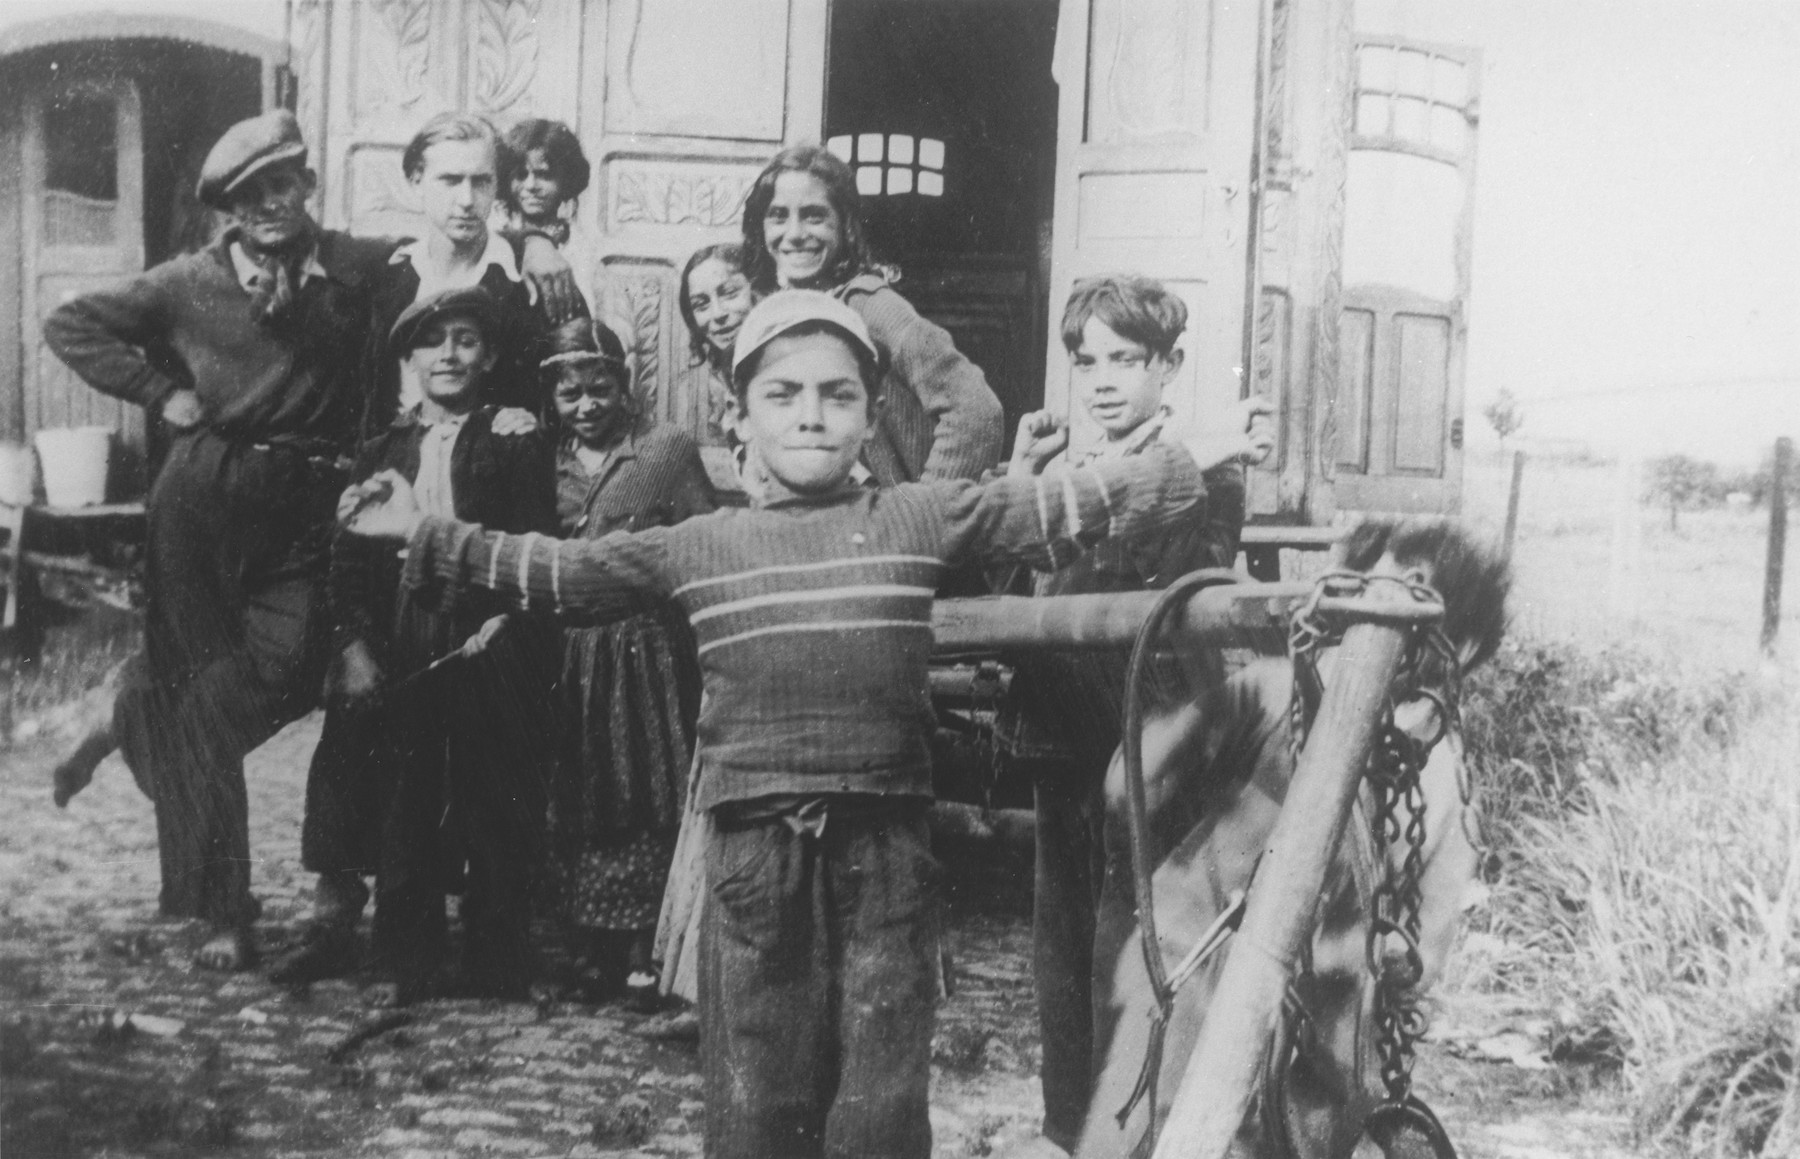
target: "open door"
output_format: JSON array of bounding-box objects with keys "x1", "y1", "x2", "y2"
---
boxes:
[
  {"x1": 1044, "y1": 0, "x2": 1263, "y2": 450},
  {"x1": 1330, "y1": 36, "x2": 1479, "y2": 513},
  {"x1": 20, "y1": 76, "x2": 147, "y2": 488},
  {"x1": 825, "y1": 0, "x2": 1059, "y2": 446}
]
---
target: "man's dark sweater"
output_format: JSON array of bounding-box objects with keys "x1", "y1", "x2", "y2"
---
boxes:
[
  {"x1": 41, "y1": 227, "x2": 395, "y2": 930},
  {"x1": 45, "y1": 229, "x2": 394, "y2": 442}
]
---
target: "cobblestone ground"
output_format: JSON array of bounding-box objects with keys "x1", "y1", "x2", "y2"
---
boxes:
[
  {"x1": 0, "y1": 713, "x2": 1045, "y2": 1158},
  {"x1": 0, "y1": 708, "x2": 1629, "y2": 1159}
]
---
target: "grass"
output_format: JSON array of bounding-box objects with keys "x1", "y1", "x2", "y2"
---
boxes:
[{"x1": 1453, "y1": 451, "x2": 1800, "y2": 1156}]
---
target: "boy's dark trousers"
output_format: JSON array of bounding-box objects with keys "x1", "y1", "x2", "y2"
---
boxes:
[
  {"x1": 699, "y1": 799, "x2": 939, "y2": 1159},
  {"x1": 371, "y1": 643, "x2": 549, "y2": 998}
]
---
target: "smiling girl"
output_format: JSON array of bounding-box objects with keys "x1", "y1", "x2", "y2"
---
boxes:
[
  {"x1": 678, "y1": 242, "x2": 755, "y2": 448},
  {"x1": 739, "y1": 145, "x2": 1003, "y2": 484},
  {"x1": 541, "y1": 318, "x2": 715, "y2": 1004},
  {"x1": 500, "y1": 118, "x2": 603, "y2": 318}
]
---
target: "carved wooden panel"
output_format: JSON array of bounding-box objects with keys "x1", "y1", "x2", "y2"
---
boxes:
[
  {"x1": 606, "y1": 158, "x2": 761, "y2": 231},
  {"x1": 472, "y1": 0, "x2": 582, "y2": 121},
  {"x1": 472, "y1": 0, "x2": 541, "y2": 114},
  {"x1": 604, "y1": 0, "x2": 791, "y2": 140},
  {"x1": 1251, "y1": 288, "x2": 1292, "y2": 472},
  {"x1": 291, "y1": 0, "x2": 329, "y2": 186},
  {"x1": 1086, "y1": 0, "x2": 1214, "y2": 143},
  {"x1": 345, "y1": 144, "x2": 422, "y2": 238},
  {"x1": 348, "y1": 0, "x2": 444, "y2": 127},
  {"x1": 597, "y1": 260, "x2": 682, "y2": 427}
]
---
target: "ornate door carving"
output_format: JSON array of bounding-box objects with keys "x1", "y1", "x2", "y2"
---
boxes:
[{"x1": 296, "y1": 0, "x2": 829, "y2": 470}]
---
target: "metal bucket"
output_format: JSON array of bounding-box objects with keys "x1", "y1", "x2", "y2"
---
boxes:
[{"x1": 34, "y1": 426, "x2": 113, "y2": 508}]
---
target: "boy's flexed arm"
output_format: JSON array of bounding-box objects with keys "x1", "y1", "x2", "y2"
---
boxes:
[
  {"x1": 341, "y1": 471, "x2": 677, "y2": 618},
  {"x1": 937, "y1": 432, "x2": 1260, "y2": 570}
]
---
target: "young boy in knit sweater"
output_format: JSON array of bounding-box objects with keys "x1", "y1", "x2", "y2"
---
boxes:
[{"x1": 340, "y1": 289, "x2": 1266, "y2": 1159}]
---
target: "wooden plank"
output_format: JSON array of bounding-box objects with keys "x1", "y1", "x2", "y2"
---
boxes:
[
  {"x1": 930, "y1": 582, "x2": 1309, "y2": 655},
  {"x1": 1152, "y1": 612, "x2": 1412, "y2": 1159},
  {"x1": 1239, "y1": 525, "x2": 1341, "y2": 549},
  {"x1": 31, "y1": 501, "x2": 145, "y2": 520}
]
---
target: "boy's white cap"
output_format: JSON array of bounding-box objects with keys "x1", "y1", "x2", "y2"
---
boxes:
[{"x1": 731, "y1": 289, "x2": 880, "y2": 377}]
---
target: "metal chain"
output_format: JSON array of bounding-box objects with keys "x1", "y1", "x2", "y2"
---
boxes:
[
  {"x1": 1366, "y1": 714, "x2": 1430, "y2": 1101},
  {"x1": 1284, "y1": 569, "x2": 1463, "y2": 1108}
]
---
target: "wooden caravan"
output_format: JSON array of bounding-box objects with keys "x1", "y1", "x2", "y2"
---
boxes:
[{"x1": 0, "y1": 0, "x2": 1478, "y2": 527}]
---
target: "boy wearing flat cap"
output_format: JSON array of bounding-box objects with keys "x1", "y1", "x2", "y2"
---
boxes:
[
  {"x1": 315, "y1": 286, "x2": 556, "y2": 1002},
  {"x1": 339, "y1": 289, "x2": 1270, "y2": 1157},
  {"x1": 43, "y1": 109, "x2": 395, "y2": 971}
]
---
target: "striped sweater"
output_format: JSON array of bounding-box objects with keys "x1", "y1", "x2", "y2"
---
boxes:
[{"x1": 401, "y1": 441, "x2": 1209, "y2": 808}]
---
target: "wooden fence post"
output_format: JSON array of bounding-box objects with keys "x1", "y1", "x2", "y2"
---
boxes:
[
  {"x1": 1502, "y1": 449, "x2": 1526, "y2": 560},
  {"x1": 1609, "y1": 452, "x2": 1642, "y2": 622},
  {"x1": 1762, "y1": 437, "x2": 1791, "y2": 654}
]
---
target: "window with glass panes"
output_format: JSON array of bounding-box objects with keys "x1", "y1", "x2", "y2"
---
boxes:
[{"x1": 826, "y1": 133, "x2": 946, "y2": 197}]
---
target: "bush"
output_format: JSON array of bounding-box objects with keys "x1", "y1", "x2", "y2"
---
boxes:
[
  {"x1": 1460, "y1": 635, "x2": 1756, "y2": 844},
  {"x1": 1457, "y1": 633, "x2": 1798, "y2": 1155}
]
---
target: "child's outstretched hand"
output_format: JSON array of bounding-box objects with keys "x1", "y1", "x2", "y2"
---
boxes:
[
  {"x1": 460, "y1": 615, "x2": 508, "y2": 658},
  {"x1": 1184, "y1": 396, "x2": 1277, "y2": 472},
  {"x1": 1008, "y1": 409, "x2": 1068, "y2": 476},
  {"x1": 338, "y1": 470, "x2": 424, "y2": 540}
]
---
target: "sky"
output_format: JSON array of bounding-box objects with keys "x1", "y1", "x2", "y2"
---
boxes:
[{"x1": 1359, "y1": 0, "x2": 1800, "y2": 464}]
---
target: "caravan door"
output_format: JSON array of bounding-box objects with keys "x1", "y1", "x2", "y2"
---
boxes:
[
  {"x1": 1044, "y1": 0, "x2": 1262, "y2": 452},
  {"x1": 1331, "y1": 37, "x2": 1480, "y2": 513},
  {"x1": 20, "y1": 76, "x2": 147, "y2": 467}
]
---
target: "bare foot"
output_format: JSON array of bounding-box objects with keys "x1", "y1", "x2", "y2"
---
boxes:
[
  {"x1": 194, "y1": 928, "x2": 256, "y2": 972},
  {"x1": 52, "y1": 724, "x2": 116, "y2": 808}
]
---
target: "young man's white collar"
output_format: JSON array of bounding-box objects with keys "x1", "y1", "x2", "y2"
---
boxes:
[
  {"x1": 228, "y1": 241, "x2": 329, "y2": 292},
  {"x1": 391, "y1": 231, "x2": 521, "y2": 300}
]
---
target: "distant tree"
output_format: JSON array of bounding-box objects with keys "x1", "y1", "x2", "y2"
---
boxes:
[
  {"x1": 1645, "y1": 453, "x2": 1722, "y2": 530},
  {"x1": 1483, "y1": 388, "x2": 1525, "y2": 447}
]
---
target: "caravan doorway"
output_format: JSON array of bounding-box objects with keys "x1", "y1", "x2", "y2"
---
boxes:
[{"x1": 825, "y1": 0, "x2": 1060, "y2": 449}]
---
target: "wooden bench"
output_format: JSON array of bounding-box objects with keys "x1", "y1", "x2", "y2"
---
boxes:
[{"x1": 0, "y1": 501, "x2": 145, "y2": 737}]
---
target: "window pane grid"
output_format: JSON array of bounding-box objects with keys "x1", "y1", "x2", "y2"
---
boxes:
[
  {"x1": 1354, "y1": 45, "x2": 1472, "y2": 152},
  {"x1": 828, "y1": 132, "x2": 945, "y2": 197}
]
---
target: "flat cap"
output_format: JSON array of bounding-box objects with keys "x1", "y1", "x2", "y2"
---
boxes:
[
  {"x1": 389, "y1": 287, "x2": 506, "y2": 357},
  {"x1": 197, "y1": 110, "x2": 308, "y2": 208},
  {"x1": 731, "y1": 289, "x2": 880, "y2": 378}
]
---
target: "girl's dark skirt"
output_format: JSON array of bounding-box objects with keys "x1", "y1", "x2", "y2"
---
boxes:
[{"x1": 551, "y1": 602, "x2": 699, "y2": 933}]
